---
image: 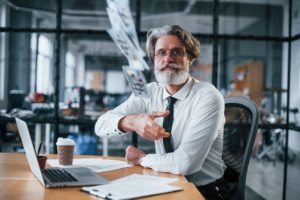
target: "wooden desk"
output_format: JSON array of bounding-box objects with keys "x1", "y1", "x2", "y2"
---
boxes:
[{"x1": 0, "y1": 153, "x2": 203, "y2": 200}]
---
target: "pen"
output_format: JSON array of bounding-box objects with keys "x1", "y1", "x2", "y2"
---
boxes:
[{"x1": 37, "y1": 142, "x2": 43, "y2": 156}]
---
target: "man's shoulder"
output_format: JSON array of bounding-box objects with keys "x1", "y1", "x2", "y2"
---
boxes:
[
  {"x1": 192, "y1": 80, "x2": 219, "y2": 93},
  {"x1": 191, "y1": 80, "x2": 224, "y2": 101}
]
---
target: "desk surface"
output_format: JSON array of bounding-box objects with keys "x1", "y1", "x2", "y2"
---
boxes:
[{"x1": 0, "y1": 153, "x2": 203, "y2": 200}]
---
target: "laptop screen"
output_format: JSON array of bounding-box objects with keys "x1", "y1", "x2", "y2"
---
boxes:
[{"x1": 15, "y1": 118, "x2": 46, "y2": 186}]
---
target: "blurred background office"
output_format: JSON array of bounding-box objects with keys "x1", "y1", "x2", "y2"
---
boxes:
[{"x1": 0, "y1": 0, "x2": 299, "y2": 199}]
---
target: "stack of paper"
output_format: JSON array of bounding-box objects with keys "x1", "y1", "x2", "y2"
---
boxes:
[{"x1": 81, "y1": 175, "x2": 182, "y2": 200}]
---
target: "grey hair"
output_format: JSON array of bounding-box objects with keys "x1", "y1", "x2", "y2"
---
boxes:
[{"x1": 145, "y1": 25, "x2": 200, "y2": 63}]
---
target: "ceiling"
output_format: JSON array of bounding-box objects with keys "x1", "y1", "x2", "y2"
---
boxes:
[{"x1": 4, "y1": 0, "x2": 287, "y2": 30}]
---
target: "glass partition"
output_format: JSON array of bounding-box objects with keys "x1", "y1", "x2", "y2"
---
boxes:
[
  {"x1": 140, "y1": 0, "x2": 213, "y2": 34},
  {"x1": 0, "y1": 32, "x2": 55, "y2": 113},
  {"x1": 219, "y1": 0, "x2": 286, "y2": 37},
  {"x1": 62, "y1": 33, "x2": 130, "y2": 118},
  {"x1": 286, "y1": 37, "x2": 300, "y2": 200},
  {"x1": 62, "y1": 0, "x2": 108, "y2": 30},
  {"x1": 0, "y1": 0, "x2": 56, "y2": 29},
  {"x1": 190, "y1": 38, "x2": 214, "y2": 83},
  {"x1": 292, "y1": 1, "x2": 300, "y2": 36},
  {"x1": 219, "y1": 39, "x2": 284, "y2": 113}
]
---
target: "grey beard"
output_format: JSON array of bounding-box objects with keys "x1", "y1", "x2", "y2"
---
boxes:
[{"x1": 154, "y1": 68, "x2": 190, "y2": 85}]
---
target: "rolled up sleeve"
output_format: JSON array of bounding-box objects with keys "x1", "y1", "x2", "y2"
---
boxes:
[{"x1": 95, "y1": 94, "x2": 147, "y2": 137}]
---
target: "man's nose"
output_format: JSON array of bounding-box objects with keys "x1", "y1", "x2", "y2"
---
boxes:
[{"x1": 162, "y1": 53, "x2": 175, "y2": 63}]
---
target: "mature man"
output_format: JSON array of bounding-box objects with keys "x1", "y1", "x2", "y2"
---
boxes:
[{"x1": 95, "y1": 25, "x2": 230, "y2": 199}]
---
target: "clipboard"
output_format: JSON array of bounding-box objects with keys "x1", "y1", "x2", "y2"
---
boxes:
[{"x1": 81, "y1": 179, "x2": 182, "y2": 200}]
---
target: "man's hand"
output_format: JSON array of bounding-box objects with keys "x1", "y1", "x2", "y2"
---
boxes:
[
  {"x1": 119, "y1": 111, "x2": 170, "y2": 141},
  {"x1": 125, "y1": 145, "x2": 145, "y2": 165}
]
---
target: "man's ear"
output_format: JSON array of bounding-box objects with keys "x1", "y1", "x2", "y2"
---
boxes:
[{"x1": 188, "y1": 56, "x2": 195, "y2": 68}]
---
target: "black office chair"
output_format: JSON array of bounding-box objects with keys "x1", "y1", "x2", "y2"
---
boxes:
[{"x1": 222, "y1": 96, "x2": 260, "y2": 200}]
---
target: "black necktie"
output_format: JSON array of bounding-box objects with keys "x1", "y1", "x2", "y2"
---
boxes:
[{"x1": 163, "y1": 96, "x2": 177, "y2": 153}]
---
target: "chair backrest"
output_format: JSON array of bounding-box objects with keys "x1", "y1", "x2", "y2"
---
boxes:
[{"x1": 222, "y1": 96, "x2": 260, "y2": 200}]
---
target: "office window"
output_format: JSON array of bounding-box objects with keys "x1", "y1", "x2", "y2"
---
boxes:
[
  {"x1": 36, "y1": 35, "x2": 53, "y2": 94},
  {"x1": 65, "y1": 52, "x2": 76, "y2": 87},
  {"x1": 0, "y1": 4, "x2": 6, "y2": 100}
]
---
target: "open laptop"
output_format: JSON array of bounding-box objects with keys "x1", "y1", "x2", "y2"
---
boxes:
[{"x1": 15, "y1": 117, "x2": 109, "y2": 188}]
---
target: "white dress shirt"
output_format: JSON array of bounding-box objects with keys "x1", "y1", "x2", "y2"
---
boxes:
[{"x1": 95, "y1": 77, "x2": 225, "y2": 186}]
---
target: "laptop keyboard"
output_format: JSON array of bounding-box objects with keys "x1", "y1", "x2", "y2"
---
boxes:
[{"x1": 42, "y1": 169, "x2": 78, "y2": 183}]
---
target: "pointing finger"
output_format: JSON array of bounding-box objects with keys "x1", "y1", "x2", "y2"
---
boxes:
[
  {"x1": 151, "y1": 111, "x2": 170, "y2": 119},
  {"x1": 160, "y1": 131, "x2": 170, "y2": 138}
]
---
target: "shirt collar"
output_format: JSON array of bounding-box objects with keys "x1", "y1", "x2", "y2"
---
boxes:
[{"x1": 162, "y1": 76, "x2": 194, "y2": 101}]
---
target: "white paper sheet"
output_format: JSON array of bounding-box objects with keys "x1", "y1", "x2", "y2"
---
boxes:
[
  {"x1": 81, "y1": 179, "x2": 182, "y2": 200},
  {"x1": 47, "y1": 158, "x2": 133, "y2": 173},
  {"x1": 112, "y1": 173, "x2": 178, "y2": 184}
]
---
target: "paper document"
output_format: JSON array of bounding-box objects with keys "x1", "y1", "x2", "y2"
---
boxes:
[
  {"x1": 47, "y1": 158, "x2": 133, "y2": 173},
  {"x1": 123, "y1": 66, "x2": 150, "y2": 98},
  {"x1": 112, "y1": 173, "x2": 178, "y2": 184},
  {"x1": 81, "y1": 180, "x2": 182, "y2": 200}
]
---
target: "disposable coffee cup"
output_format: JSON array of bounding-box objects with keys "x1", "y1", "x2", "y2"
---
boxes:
[{"x1": 56, "y1": 137, "x2": 75, "y2": 165}]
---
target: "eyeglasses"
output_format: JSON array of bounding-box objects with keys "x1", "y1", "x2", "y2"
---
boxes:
[{"x1": 154, "y1": 48, "x2": 186, "y2": 60}]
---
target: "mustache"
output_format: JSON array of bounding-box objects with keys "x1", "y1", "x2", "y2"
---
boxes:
[{"x1": 157, "y1": 63, "x2": 180, "y2": 71}]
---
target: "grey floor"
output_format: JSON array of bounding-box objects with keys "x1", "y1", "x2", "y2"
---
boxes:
[{"x1": 246, "y1": 153, "x2": 300, "y2": 200}]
